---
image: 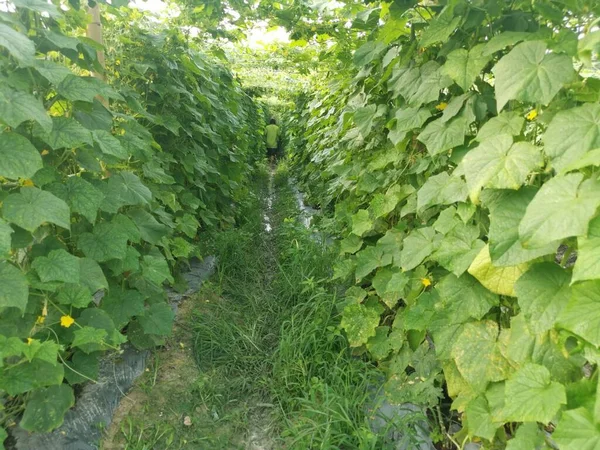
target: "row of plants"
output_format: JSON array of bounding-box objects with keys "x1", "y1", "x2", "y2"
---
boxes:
[
  {"x1": 0, "y1": 2, "x2": 263, "y2": 444},
  {"x1": 287, "y1": 0, "x2": 600, "y2": 448}
]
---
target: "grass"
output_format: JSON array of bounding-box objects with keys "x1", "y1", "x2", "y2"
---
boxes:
[{"x1": 104, "y1": 163, "x2": 399, "y2": 449}]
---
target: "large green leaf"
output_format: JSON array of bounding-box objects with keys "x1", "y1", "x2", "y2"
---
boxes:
[
  {"x1": 0, "y1": 24, "x2": 35, "y2": 65},
  {"x1": 515, "y1": 263, "x2": 571, "y2": 333},
  {"x1": 127, "y1": 209, "x2": 169, "y2": 244},
  {"x1": 433, "y1": 225, "x2": 486, "y2": 277},
  {"x1": 92, "y1": 130, "x2": 128, "y2": 159},
  {"x1": 452, "y1": 321, "x2": 510, "y2": 393},
  {"x1": 372, "y1": 267, "x2": 408, "y2": 308},
  {"x1": 0, "y1": 132, "x2": 43, "y2": 180},
  {"x1": 0, "y1": 262, "x2": 28, "y2": 312},
  {"x1": 493, "y1": 41, "x2": 575, "y2": 111},
  {"x1": 33, "y1": 60, "x2": 74, "y2": 85},
  {"x1": 481, "y1": 188, "x2": 558, "y2": 266},
  {"x1": 57, "y1": 75, "x2": 124, "y2": 103},
  {"x1": 416, "y1": 172, "x2": 468, "y2": 212},
  {"x1": 56, "y1": 284, "x2": 92, "y2": 308},
  {"x1": 499, "y1": 363, "x2": 566, "y2": 424},
  {"x1": 137, "y1": 303, "x2": 174, "y2": 336},
  {"x1": 553, "y1": 408, "x2": 600, "y2": 450},
  {"x1": 0, "y1": 85, "x2": 52, "y2": 132},
  {"x1": 460, "y1": 134, "x2": 542, "y2": 202},
  {"x1": 108, "y1": 172, "x2": 152, "y2": 206},
  {"x1": 40, "y1": 117, "x2": 93, "y2": 149},
  {"x1": 465, "y1": 396, "x2": 499, "y2": 441},
  {"x1": 341, "y1": 303, "x2": 381, "y2": 347},
  {"x1": 420, "y1": 6, "x2": 460, "y2": 48},
  {"x1": 47, "y1": 177, "x2": 105, "y2": 223},
  {"x1": 77, "y1": 221, "x2": 130, "y2": 262},
  {"x1": 355, "y1": 245, "x2": 392, "y2": 281},
  {"x1": 506, "y1": 423, "x2": 546, "y2": 450},
  {"x1": 141, "y1": 254, "x2": 174, "y2": 285},
  {"x1": 72, "y1": 326, "x2": 108, "y2": 351},
  {"x1": 443, "y1": 44, "x2": 490, "y2": 92},
  {"x1": 100, "y1": 288, "x2": 145, "y2": 329},
  {"x1": 519, "y1": 173, "x2": 600, "y2": 249},
  {"x1": 19, "y1": 384, "x2": 74, "y2": 432},
  {"x1": 389, "y1": 61, "x2": 452, "y2": 107},
  {"x1": 476, "y1": 112, "x2": 525, "y2": 142},
  {"x1": 436, "y1": 273, "x2": 498, "y2": 321},
  {"x1": 388, "y1": 107, "x2": 431, "y2": 145},
  {"x1": 544, "y1": 103, "x2": 600, "y2": 173},
  {"x1": 0, "y1": 359, "x2": 63, "y2": 395},
  {"x1": 0, "y1": 219, "x2": 13, "y2": 258},
  {"x1": 354, "y1": 104, "x2": 386, "y2": 137},
  {"x1": 400, "y1": 227, "x2": 440, "y2": 271},
  {"x1": 573, "y1": 216, "x2": 600, "y2": 283},
  {"x1": 351, "y1": 209, "x2": 373, "y2": 237},
  {"x1": 417, "y1": 116, "x2": 468, "y2": 156},
  {"x1": 79, "y1": 258, "x2": 108, "y2": 292},
  {"x1": 2, "y1": 187, "x2": 70, "y2": 232},
  {"x1": 32, "y1": 249, "x2": 80, "y2": 283},
  {"x1": 557, "y1": 280, "x2": 600, "y2": 347}
]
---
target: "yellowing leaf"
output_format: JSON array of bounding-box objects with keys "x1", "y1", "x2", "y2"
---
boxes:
[{"x1": 468, "y1": 245, "x2": 529, "y2": 296}]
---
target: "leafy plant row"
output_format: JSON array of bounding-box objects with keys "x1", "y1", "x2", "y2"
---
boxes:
[
  {"x1": 288, "y1": 0, "x2": 600, "y2": 448},
  {"x1": 0, "y1": 2, "x2": 263, "y2": 443}
]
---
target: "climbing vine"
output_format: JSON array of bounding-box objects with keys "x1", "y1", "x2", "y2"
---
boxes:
[
  {"x1": 0, "y1": 1, "x2": 262, "y2": 442},
  {"x1": 288, "y1": 0, "x2": 600, "y2": 447}
]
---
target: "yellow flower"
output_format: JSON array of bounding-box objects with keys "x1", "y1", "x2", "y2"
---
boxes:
[
  {"x1": 60, "y1": 315, "x2": 75, "y2": 328},
  {"x1": 526, "y1": 109, "x2": 538, "y2": 121},
  {"x1": 21, "y1": 179, "x2": 34, "y2": 187},
  {"x1": 41, "y1": 149, "x2": 50, "y2": 156},
  {"x1": 421, "y1": 278, "x2": 432, "y2": 287},
  {"x1": 35, "y1": 315, "x2": 45, "y2": 325},
  {"x1": 435, "y1": 102, "x2": 448, "y2": 111},
  {"x1": 27, "y1": 338, "x2": 33, "y2": 345}
]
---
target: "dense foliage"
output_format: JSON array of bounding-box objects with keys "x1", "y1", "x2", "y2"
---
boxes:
[
  {"x1": 287, "y1": 0, "x2": 600, "y2": 447},
  {"x1": 0, "y1": 2, "x2": 262, "y2": 442}
]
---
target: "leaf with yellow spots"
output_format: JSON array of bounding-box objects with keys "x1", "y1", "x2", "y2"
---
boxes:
[{"x1": 468, "y1": 245, "x2": 529, "y2": 296}]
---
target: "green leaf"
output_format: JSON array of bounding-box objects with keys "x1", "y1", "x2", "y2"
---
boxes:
[
  {"x1": 468, "y1": 244, "x2": 529, "y2": 297},
  {"x1": 108, "y1": 172, "x2": 152, "y2": 206},
  {"x1": 351, "y1": 209, "x2": 373, "y2": 237},
  {"x1": 175, "y1": 213, "x2": 200, "y2": 239},
  {"x1": 56, "y1": 284, "x2": 92, "y2": 308},
  {"x1": 141, "y1": 254, "x2": 174, "y2": 285},
  {"x1": 47, "y1": 177, "x2": 104, "y2": 223},
  {"x1": 79, "y1": 258, "x2": 108, "y2": 292},
  {"x1": 493, "y1": 41, "x2": 575, "y2": 111},
  {"x1": 77, "y1": 221, "x2": 130, "y2": 262},
  {"x1": 341, "y1": 302, "x2": 381, "y2": 347},
  {"x1": 519, "y1": 173, "x2": 600, "y2": 249},
  {"x1": 420, "y1": 6, "x2": 460, "y2": 48},
  {"x1": 366, "y1": 326, "x2": 402, "y2": 360},
  {"x1": 465, "y1": 396, "x2": 499, "y2": 441},
  {"x1": 353, "y1": 41, "x2": 387, "y2": 66},
  {"x1": 137, "y1": 303, "x2": 174, "y2": 336},
  {"x1": 34, "y1": 60, "x2": 74, "y2": 85},
  {"x1": 354, "y1": 104, "x2": 386, "y2": 137},
  {"x1": 506, "y1": 423, "x2": 546, "y2": 450},
  {"x1": 340, "y1": 234, "x2": 363, "y2": 255},
  {"x1": 92, "y1": 130, "x2": 128, "y2": 159},
  {"x1": 372, "y1": 267, "x2": 408, "y2": 308},
  {"x1": 39, "y1": 117, "x2": 93, "y2": 149},
  {"x1": 369, "y1": 193, "x2": 399, "y2": 219},
  {"x1": 543, "y1": 103, "x2": 600, "y2": 173},
  {"x1": 482, "y1": 31, "x2": 533, "y2": 56},
  {"x1": 573, "y1": 216, "x2": 600, "y2": 283},
  {"x1": 434, "y1": 224, "x2": 486, "y2": 277},
  {"x1": 0, "y1": 219, "x2": 13, "y2": 258},
  {"x1": 461, "y1": 134, "x2": 542, "y2": 202},
  {"x1": 553, "y1": 408, "x2": 600, "y2": 450},
  {"x1": 77, "y1": 308, "x2": 125, "y2": 349},
  {"x1": 0, "y1": 24, "x2": 35, "y2": 66},
  {"x1": 389, "y1": 61, "x2": 451, "y2": 107},
  {"x1": 417, "y1": 172, "x2": 468, "y2": 212},
  {"x1": 417, "y1": 116, "x2": 468, "y2": 156},
  {"x1": 0, "y1": 85, "x2": 52, "y2": 132},
  {"x1": 0, "y1": 132, "x2": 43, "y2": 180},
  {"x1": 557, "y1": 280, "x2": 600, "y2": 347},
  {"x1": 57, "y1": 75, "x2": 124, "y2": 103},
  {"x1": 101, "y1": 288, "x2": 145, "y2": 329},
  {"x1": 3, "y1": 187, "x2": 70, "y2": 232},
  {"x1": 481, "y1": 188, "x2": 558, "y2": 266},
  {"x1": 515, "y1": 263, "x2": 571, "y2": 333},
  {"x1": 20, "y1": 384, "x2": 74, "y2": 432},
  {"x1": 388, "y1": 107, "x2": 431, "y2": 145},
  {"x1": 125, "y1": 209, "x2": 167, "y2": 244},
  {"x1": 72, "y1": 326, "x2": 108, "y2": 351},
  {"x1": 11, "y1": 0, "x2": 60, "y2": 17},
  {"x1": 452, "y1": 321, "x2": 510, "y2": 393},
  {"x1": 355, "y1": 246, "x2": 392, "y2": 281},
  {"x1": 499, "y1": 363, "x2": 566, "y2": 424},
  {"x1": 32, "y1": 249, "x2": 79, "y2": 283},
  {"x1": 443, "y1": 44, "x2": 490, "y2": 92},
  {"x1": 400, "y1": 227, "x2": 439, "y2": 271},
  {"x1": 0, "y1": 359, "x2": 64, "y2": 395},
  {"x1": 476, "y1": 112, "x2": 525, "y2": 142},
  {"x1": 64, "y1": 351, "x2": 99, "y2": 385},
  {"x1": 436, "y1": 273, "x2": 498, "y2": 320}
]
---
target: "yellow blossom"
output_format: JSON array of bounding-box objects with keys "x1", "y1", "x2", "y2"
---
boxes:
[
  {"x1": 41, "y1": 149, "x2": 50, "y2": 156},
  {"x1": 60, "y1": 315, "x2": 75, "y2": 328},
  {"x1": 21, "y1": 179, "x2": 34, "y2": 187},
  {"x1": 435, "y1": 102, "x2": 448, "y2": 111},
  {"x1": 526, "y1": 109, "x2": 538, "y2": 120},
  {"x1": 35, "y1": 315, "x2": 45, "y2": 325},
  {"x1": 421, "y1": 278, "x2": 432, "y2": 287},
  {"x1": 27, "y1": 338, "x2": 33, "y2": 345}
]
